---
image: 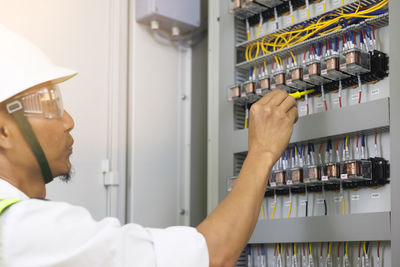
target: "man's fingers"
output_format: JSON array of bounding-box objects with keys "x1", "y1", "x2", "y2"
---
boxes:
[
  {"x1": 257, "y1": 89, "x2": 288, "y2": 106},
  {"x1": 279, "y1": 95, "x2": 297, "y2": 113},
  {"x1": 287, "y1": 105, "x2": 299, "y2": 124}
]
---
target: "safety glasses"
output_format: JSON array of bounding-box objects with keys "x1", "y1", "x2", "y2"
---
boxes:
[{"x1": 7, "y1": 85, "x2": 64, "y2": 119}]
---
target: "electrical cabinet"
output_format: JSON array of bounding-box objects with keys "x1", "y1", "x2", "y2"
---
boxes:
[{"x1": 208, "y1": 0, "x2": 398, "y2": 265}]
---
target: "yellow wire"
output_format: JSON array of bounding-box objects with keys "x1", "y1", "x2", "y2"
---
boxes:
[
  {"x1": 271, "y1": 201, "x2": 277, "y2": 219},
  {"x1": 345, "y1": 242, "x2": 348, "y2": 256},
  {"x1": 309, "y1": 243, "x2": 312, "y2": 255},
  {"x1": 294, "y1": 146, "x2": 298, "y2": 156},
  {"x1": 342, "y1": 196, "x2": 346, "y2": 215},
  {"x1": 328, "y1": 242, "x2": 332, "y2": 255},
  {"x1": 363, "y1": 241, "x2": 367, "y2": 256},
  {"x1": 294, "y1": 243, "x2": 297, "y2": 255},
  {"x1": 288, "y1": 201, "x2": 292, "y2": 218},
  {"x1": 290, "y1": 51, "x2": 296, "y2": 64},
  {"x1": 324, "y1": 1, "x2": 327, "y2": 12},
  {"x1": 261, "y1": 204, "x2": 266, "y2": 220},
  {"x1": 244, "y1": 0, "x2": 388, "y2": 61},
  {"x1": 345, "y1": 136, "x2": 349, "y2": 148}
]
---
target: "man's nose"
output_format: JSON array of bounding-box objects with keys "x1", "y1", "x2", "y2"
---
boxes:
[{"x1": 63, "y1": 110, "x2": 75, "y2": 132}]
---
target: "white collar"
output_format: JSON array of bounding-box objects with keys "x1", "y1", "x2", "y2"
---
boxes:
[{"x1": 0, "y1": 179, "x2": 29, "y2": 200}]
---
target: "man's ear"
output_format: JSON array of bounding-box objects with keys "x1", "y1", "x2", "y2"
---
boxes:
[{"x1": 0, "y1": 111, "x2": 15, "y2": 150}]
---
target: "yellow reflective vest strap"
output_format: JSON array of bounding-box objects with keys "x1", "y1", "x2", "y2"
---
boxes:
[{"x1": 0, "y1": 198, "x2": 20, "y2": 215}]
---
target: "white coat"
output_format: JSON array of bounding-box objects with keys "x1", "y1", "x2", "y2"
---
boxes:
[{"x1": 0, "y1": 179, "x2": 209, "y2": 267}]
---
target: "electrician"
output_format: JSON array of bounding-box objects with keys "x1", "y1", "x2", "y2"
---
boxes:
[{"x1": 0, "y1": 25, "x2": 297, "y2": 267}]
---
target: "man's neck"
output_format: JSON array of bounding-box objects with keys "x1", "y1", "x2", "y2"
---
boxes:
[{"x1": 0, "y1": 159, "x2": 46, "y2": 199}]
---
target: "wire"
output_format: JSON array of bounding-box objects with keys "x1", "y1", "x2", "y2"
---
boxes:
[
  {"x1": 294, "y1": 243, "x2": 297, "y2": 255},
  {"x1": 328, "y1": 242, "x2": 332, "y2": 255},
  {"x1": 261, "y1": 204, "x2": 266, "y2": 220},
  {"x1": 377, "y1": 241, "x2": 381, "y2": 258},
  {"x1": 309, "y1": 243, "x2": 312, "y2": 255},
  {"x1": 320, "y1": 243, "x2": 324, "y2": 257},
  {"x1": 358, "y1": 241, "x2": 362, "y2": 258},
  {"x1": 288, "y1": 200, "x2": 293, "y2": 218},
  {"x1": 363, "y1": 241, "x2": 367, "y2": 256},
  {"x1": 337, "y1": 242, "x2": 341, "y2": 258},
  {"x1": 342, "y1": 195, "x2": 345, "y2": 215},
  {"x1": 345, "y1": 242, "x2": 348, "y2": 256},
  {"x1": 244, "y1": 0, "x2": 388, "y2": 61},
  {"x1": 271, "y1": 193, "x2": 277, "y2": 220}
]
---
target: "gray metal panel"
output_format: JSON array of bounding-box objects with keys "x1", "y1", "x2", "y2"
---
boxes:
[
  {"x1": 389, "y1": 0, "x2": 400, "y2": 263},
  {"x1": 249, "y1": 212, "x2": 391, "y2": 244},
  {"x1": 232, "y1": 98, "x2": 389, "y2": 153}
]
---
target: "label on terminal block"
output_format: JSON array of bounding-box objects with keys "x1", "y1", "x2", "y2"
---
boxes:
[
  {"x1": 351, "y1": 195, "x2": 360, "y2": 201},
  {"x1": 321, "y1": 69, "x2": 328, "y2": 75},
  {"x1": 321, "y1": 176, "x2": 329, "y2": 181},
  {"x1": 270, "y1": 182, "x2": 276, "y2": 187},
  {"x1": 316, "y1": 199, "x2": 325, "y2": 205},
  {"x1": 371, "y1": 88, "x2": 380, "y2": 96},
  {"x1": 334, "y1": 196, "x2": 342, "y2": 203},
  {"x1": 341, "y1": 174, "x2": 348, "y2": 179},
  {"x1": 371, "y1": 193, "x2": 381, "y2": 199},
  {"x1": 300, "y1": 200, "x2": 307, "y2": 206},
  {"x1": 287, "y1": 180, "x2": 293, "y2": 185}
]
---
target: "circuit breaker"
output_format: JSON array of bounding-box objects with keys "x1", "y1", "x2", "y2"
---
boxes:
[{"x1": 208, "y1": 0, "x2": 396, "y2": 266}]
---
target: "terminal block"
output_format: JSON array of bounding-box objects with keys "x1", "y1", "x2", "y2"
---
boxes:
[
  {"x1": 286, "y1": 167, "x2": 303, "y2": 185},
  {"x1": 229, "y1": 84, "x2": 241, "y2": 101},
  {"x1": 242, "y1": 0, "x2": 269, "y2": 13},
  {"x1": 229, "y1": 0, "x2": 255, "y2": 19},
  {"x1": 321, "y1": 54, "x2": 351, "y2": 81},
  {"x1": 271, "y1": 70, "x2": 294, "y2": 91},
  {"x1": 286, "y1": 66, "x2": 313, "y2": 90},
  {"x1": 270, "y1": 169, "x2": 285, "y2": 187},
  {"x1": 259, "y1": 0, "x2": 283, "y2": 8},
  {"x1": 340, "y1": 48, "x2": 370, "y2": 75},
  {"x1": 304, "y1": 60, "x2": 332, "y2": 85},
  {"x1": 303, "y1": 164, "x2": 321, "y2": 184},
  {"x1": 259, "y1": 74, "x2": 271, "y2": 95},
  {"x1": 340, "y1": 159, "x2": 372, "y2": 180}
]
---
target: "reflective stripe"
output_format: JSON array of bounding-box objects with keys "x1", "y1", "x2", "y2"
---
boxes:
[{"x1": 0, "y1": 198, "x2": 20, "y2": 215}]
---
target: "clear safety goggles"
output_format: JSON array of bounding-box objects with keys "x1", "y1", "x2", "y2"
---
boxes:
[{"x1": 8, "y1": 85, "x2": 64, "y2": 119}]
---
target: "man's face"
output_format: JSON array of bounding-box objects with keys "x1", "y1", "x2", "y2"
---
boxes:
[
  {"x1": 27, "y1": 111, "x2": 75, "y2": 180},
  {"x1": 3, "y1": 87, "x2": 75, "y2": 181}
]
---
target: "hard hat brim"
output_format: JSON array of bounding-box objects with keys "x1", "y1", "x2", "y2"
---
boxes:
[{"x1": 2, "y1": 66, "x2": 78, "y2": 103}]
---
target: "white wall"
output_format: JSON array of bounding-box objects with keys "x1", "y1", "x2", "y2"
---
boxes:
[
  {"x1": 0, "y1": 0, "x2": 127, "y2": 221},
  {"x1": 128, "y1": 5, "x2": 183, "y2": 227}
]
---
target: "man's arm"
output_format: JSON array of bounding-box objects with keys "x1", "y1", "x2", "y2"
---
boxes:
[{"x1": 197, "y1": 89, "x2": 298, "y2": 267}]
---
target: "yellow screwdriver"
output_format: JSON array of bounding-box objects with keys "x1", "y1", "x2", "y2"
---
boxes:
[{"x1": 289, "y1": 89, "x2": 315, "y2": 99}]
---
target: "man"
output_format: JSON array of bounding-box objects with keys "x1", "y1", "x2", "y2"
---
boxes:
[{"x1": 0, "y1": 25, "x2": 297, "y2": 267}]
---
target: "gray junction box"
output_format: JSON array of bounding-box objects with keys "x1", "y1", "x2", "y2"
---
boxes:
[{"x1": 136, "y1": 0, "x2": 201, "y2": 32}]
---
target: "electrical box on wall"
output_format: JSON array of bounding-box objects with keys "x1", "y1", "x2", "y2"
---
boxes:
[{"x1": 136, "y1": 0, "x2": 201, "y2": 32}]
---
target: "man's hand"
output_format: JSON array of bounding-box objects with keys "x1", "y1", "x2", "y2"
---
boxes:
[{"x1": 248, "y1": 89, "x2": 298, "y2": 163}]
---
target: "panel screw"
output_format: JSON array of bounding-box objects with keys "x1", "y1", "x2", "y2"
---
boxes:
[{"x1": 179, "y1": 209, "x2": 186, "y2": 215}]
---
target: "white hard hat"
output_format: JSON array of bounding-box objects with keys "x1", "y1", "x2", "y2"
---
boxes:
[{"x1": 0, "y1": 24, "x2": 77, "y2": 103}]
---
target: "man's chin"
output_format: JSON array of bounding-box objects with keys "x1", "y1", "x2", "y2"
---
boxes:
[{"x1": 57, "y1": 167, "x2": 74, "y2": 183}]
